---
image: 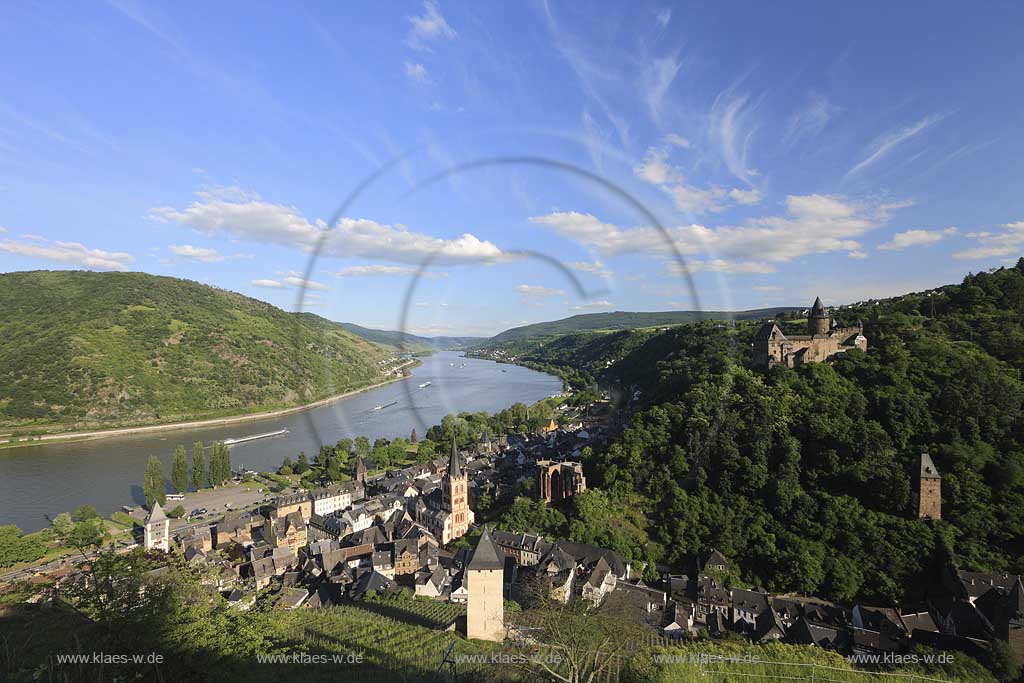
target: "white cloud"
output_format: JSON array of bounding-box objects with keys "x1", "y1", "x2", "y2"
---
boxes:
[
  {"x1": 283, "y1": 276, "x2": 328, "y2": 291},
  {"x1": 848, "y1": 250, "x2": 868, "y2": 259},
  {"x1": 531, "y1": 193, "x2": 905, "y2": 265},
  {"x1": 656, "y1": 8, "x2": 672, "y2": 27},
  {"x1": 569, "y1": 261, "x2": 612, "y2": 277},
  {"x1": 846, "y1": 113, "x2": 948, "y2": 178},
  {"x1": 571, "y1": 300, "x2": 615, "y2": 311},
  {"x1": 667, "y1": 259, "x2": 776, "y2": 274},
  {"x1": 404, "y1": 61, "x2": 430, "y2": 83},
  {"x1": 0, "y1": 236, "x2": 133, "y2": 270},
  {"x1": 251, "y1": 279, "x2": 285, "y2": 289},
  {"x1": 406, "y1": 1, "x2": 456, "y2": 51},
  {"x1": 20, "y1": 233, "x2": 45, "y2": 241},
  {"x1": 0, "y1": 226, "x2": 6, "y2": 233},
  {"x1": 728, "y1": 188, "x2": 763, "y2": 205},
  {"x1": 751, "y1": 285, "x2": 782, "y2": 292},
  {"x1": 337, "y1": 264, "x2": 448, "y2": 279},
  {"x1": 169, "y1": 244, "x2": 223, "y2": 262},
  {"x1": 515, "y1": 284, "x2": 565, "y2": 298},
  {"x1": 877, "y1": 227, "x2": 957, "y2": 251},
  {"x1": 148, "y1": 187, "x2": 505, "y2": 265},
  {"x1": 954, "y1": 220, "x2": 1024, "y2": 260},
  {"x1": 634, "y1": 140, "x2": 761, "y2": 214}
]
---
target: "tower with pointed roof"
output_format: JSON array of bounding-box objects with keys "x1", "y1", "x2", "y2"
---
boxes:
[
  {"x1": 466, "y1": 527, "x2": 505, "y2": 641},
  {"x1": 913, "y1": 452, "x2": 942, "y2": 520},
  {"x1": 353, "y1": 456, "x2": 368, "y2": 484},
  {"x1": 144, "y1": 500, "x2": 169, "y2": 551},
  {"x1": 416, "y1": 438, "x2": 474, "y2": 544},
  {"x1": 808, "y1": 296, "x2": 829, "y2": 336}
]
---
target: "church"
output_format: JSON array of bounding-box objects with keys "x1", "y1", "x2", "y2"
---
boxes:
[
  {"x1": 416, "y1": 439, "x2": 474, "y2": 544},
  {"x1": 754, "y1": 296, "x2": 867, "y2": 369}
]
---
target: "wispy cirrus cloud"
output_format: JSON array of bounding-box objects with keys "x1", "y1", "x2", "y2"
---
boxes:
[
  {"x1": 337, "y1": 264, "x2": 448, "y2": 279},
  {"x1": 845, "y1": 112, "x2": 950, "y2": 179},
  {"x1": 783, "y1": 92, "x2": 840, "y2": 148}
]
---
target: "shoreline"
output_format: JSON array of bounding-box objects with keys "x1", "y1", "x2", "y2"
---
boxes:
[{"x1": 1, "y1": 361, "x2": 417, "y2": 450}]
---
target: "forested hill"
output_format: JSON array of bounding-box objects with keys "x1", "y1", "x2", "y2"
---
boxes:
[
  {"x1": 337, "y1": 322, "x2": 484, "y2": 351},
  {"x1": 478, "y1": 307, "x2": 802, "y2": 345},
  {"x1": 504, "y1": 260, "x2": 1024, "y2": 605},
  {"x1": 0, "y1": 271, "x2": 390, "y2": 432}
]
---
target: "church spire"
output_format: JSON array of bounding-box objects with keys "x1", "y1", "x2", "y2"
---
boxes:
[{"x1": 448, "y1": 437, "x2": 463, "y2": 479}]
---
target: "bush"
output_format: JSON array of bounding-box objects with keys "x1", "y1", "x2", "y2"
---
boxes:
[{"x1": 167, "y1": 505, "x2": 186, "y2": 519}]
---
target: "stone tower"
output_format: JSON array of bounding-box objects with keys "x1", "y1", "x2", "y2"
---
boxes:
[
  {"x1": 353, "y1": 456, "x2": 368, "y2": 484},
  {"x1": 444, "y1": 438, "x2": 471, "y2": 542},
  {"x1": 144, "y1": 500, "x2": 169, "y2": 551},
  {"x1": 808, "y1": 296, "x2": 829, "y2": 336},
  {"x1": 466, "y1": 527, "x2": 505, "y2": 641},
  {"x1": 914, "y1": 452, "x2": 942, "y2": 520}
]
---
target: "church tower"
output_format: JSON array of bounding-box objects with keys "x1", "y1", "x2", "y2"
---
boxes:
[
  {"x1": 808, "y1": 296, "x2": 830, "y2": 336},
  {"x1": 466, "y1": 527, "x2": 505, "y2": 641},
  {"x1": 144, "y1": 500, "x2": 169, "y2": 551},
  {"x1": 914, "y1": 452, "x2": 942, "y2": 520},
  {"x1": 353, "y1": 456, "x2": 368, "y2": 484},
  {"x1": 444, "y1": 438, "x2": 471, "y2": 541}
]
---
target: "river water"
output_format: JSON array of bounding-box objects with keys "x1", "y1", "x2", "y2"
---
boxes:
[{"x1": 0, "y1": 352, "x2": 561, "y2": 532}]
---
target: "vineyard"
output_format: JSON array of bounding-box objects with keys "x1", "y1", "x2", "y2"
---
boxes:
[
  {"x1": 282, "y1": 605, "x2": 513, "y2": 682},
  {"x1": 362, "y1": 593, "x2": 467, "y2": 629}
]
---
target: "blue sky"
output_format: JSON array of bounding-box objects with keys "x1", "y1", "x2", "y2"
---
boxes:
[{"x1": 1, "y1": 1, "x2": 1023, "y2": 336}]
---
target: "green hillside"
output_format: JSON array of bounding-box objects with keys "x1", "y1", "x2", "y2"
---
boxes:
[
  {"x1": 490, "y1": 260, "x2": 1024, "y2": 606},
  {"x1": 337, "y1": 322, "x2": 484, "y2": 352},
  {"x1": 0, "y1": 271, "x2": 390, "y2": 432},
  {"x1": 480, "y1": 307, "x2": 802, "y2": 345}
]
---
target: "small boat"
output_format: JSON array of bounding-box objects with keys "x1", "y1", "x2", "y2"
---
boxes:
[
  {"x1": 222, "y1": 428, "x2": 288, "y2": 446},
  {"x1": 373, "y1": 401, "x2": 398, "y2": 411},
  {"x1": 418, "y1": 381, "x2": 432, "y2": 388}
]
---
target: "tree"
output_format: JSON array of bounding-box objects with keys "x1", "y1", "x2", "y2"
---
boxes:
[
  {"x1": 336, "y1": 437, "x2": 353, "y2": 456},
  {"x1": 410, "y1": 428, "x2": 418, "y2": 443},
  {"x1": 167, "y1": 505, "x2": 186, "y2": 519},
  {"x1": 415, "y1": 438, "x2": 436, "y2": 463},
  {"x1": 209, "y1": 441, "x2": 231, "y2": 486},
  {"x1": 73, "y1": 504, "x2": 101, "y2": 522},
  {"x1": 0, "y1": 525, "x2": 46, "y2": 568},
  {"x1": 171, "y1": 445, "x2": 189, "y2": 493},
  {"x1": 354, "y1": 436, "x2": 370, "y2": 458},
  {"x1": 52, "y1": 512, "x2": 74, "y2": 538},
  {"x1": 143, "y1": 456, "x2": 166, "y2": 509},
  {"x1": 191, "y1": 441, "x2": 206, "y2": 490},
  {"x1": 295, "y1": 451, "x2": 310, "y2": 474}
]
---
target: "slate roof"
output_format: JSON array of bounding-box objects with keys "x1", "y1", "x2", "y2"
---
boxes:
[
  {"x1": 146, "y1": 501, "x2": 167, "y2": 524},
  {"x1": 919, "y1": 452, "x2": 941, "y2": 480},
  {"x1": 468, "y1": 528, "x2": 505, "y2": 571}
]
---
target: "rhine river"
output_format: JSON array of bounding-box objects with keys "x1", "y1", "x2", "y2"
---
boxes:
[{"x1": 0, "y1": 352, "x2": 562, "y2": 532}]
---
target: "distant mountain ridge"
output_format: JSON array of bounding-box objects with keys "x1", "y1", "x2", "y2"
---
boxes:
[
  {"x1": 0, "y1": 271, "x2": 390, "y2": 432},
  {"x1": 480, "y1": 307, "x2": 803, "y2": 345},
  {"x1": 337, "y1": 322, "x2": 484, "y2": 351}
]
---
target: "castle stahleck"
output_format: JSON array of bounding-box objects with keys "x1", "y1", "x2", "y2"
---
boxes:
[{"x1": 754, "y1": 297, "x2": 867, "y2": 368}]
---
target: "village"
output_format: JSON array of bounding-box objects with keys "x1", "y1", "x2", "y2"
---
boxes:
[{"x1": 28, "y1": 402, "x2": 1011, "y2": 672}]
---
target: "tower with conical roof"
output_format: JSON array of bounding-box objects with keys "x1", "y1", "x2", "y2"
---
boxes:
[
  {"x1": 353, "y1": 456, "x2": 368, "y2": 484},
  {"x1": 808, "y1": 296, "x2": 830, "y2": 336},
  {"x1": 443, "y1": 438, "x2": 471, "y2": 541},
  {"x1": 466, "y1": 527, "x2": 505, "y2": 641},
  {"x1": 144, "y1": 500, "x2": 169, "y2": 551},
  {"x1": 913, "y1": 452, "x2": 942, "y2": 520}
]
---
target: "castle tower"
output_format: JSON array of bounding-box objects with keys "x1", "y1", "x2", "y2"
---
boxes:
[
  {"x1": 466, "y1": 527, "x2": 505, "y2": 641},
  {"x1": 808, "y1": 296, "x2": 829, "y2": 336},
  {"x1": 144, "y1": 500, "x2": 169, "y2": 551},
  {"x1": 914, "y1": 452, "x2": 942, "y2": 520},
  {"x1": 444, "y1": 438, "x2": 471, "y2": 541}
]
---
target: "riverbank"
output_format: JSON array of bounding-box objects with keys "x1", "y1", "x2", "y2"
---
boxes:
[{"x1": 0, "y1": 360, "x2": 418, "y2": 450}]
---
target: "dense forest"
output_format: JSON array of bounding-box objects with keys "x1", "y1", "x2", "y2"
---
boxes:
[
  {"x1": 0, "y1": 271, "x2": 389, "y2": 432},
  {"x1": 498, "y1": 260, "x2": 1024, "y2": 605}
]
